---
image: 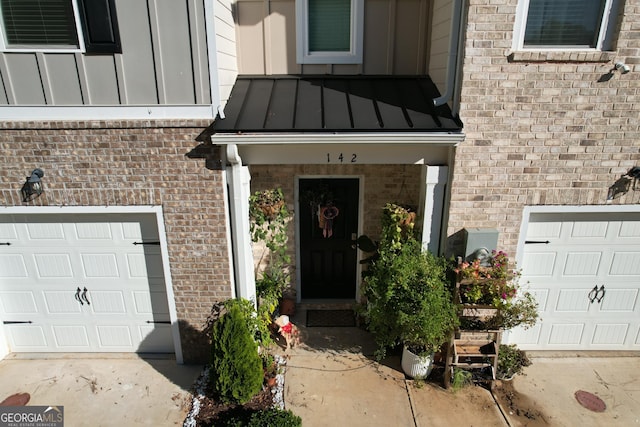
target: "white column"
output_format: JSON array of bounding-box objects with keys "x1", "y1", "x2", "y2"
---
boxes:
[
  {"x1": 226, "y1": 145, "x2": 256, "y2": 306},
  {"x1": 419, "y1": 165, "x2": 449, "y2": 254}
]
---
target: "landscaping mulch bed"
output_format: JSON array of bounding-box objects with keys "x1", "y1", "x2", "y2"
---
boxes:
[{"x1": 184, "y1": 355, "x2": 287, "y2": 427}]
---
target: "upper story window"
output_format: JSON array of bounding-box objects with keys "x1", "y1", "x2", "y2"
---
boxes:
[
  {"x1": 0, "y1": 0, "x2": 121, "y2": 53},
  {"x1": 513, "y1": 0, "x2": 621, "y2": 51},
  {"x1": 296, "y1": 0, "x2": 364, "y2": 64}
]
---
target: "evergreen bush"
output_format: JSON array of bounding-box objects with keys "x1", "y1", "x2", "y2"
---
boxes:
[
  {"x1": 219, "y1": 408, "x2": 303, "y2": 427},
  {"x1": 210, "y1": 300, "x2": 264, "y2": 404}
]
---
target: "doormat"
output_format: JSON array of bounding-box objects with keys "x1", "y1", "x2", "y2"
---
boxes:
[{"x1": 306, "y1": 310, "x2": 356, "y2": 327}]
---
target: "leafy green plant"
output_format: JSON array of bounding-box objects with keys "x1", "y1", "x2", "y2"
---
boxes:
[
  {"x1": 380, "y1": 203, "x2": 417, "y2": 250},
  {"x1": 451, "y1": 368, "x2": 473, "y2": 392},
  {"x1": 363, "y1": 236, "x2": 459, "y2": 359},
  {"x1": 497, "y1": 344, "x2": 531, "y2": 379},
  {"x1": 210, "y1": 299, "x2": 264, "y2": 404},
  {"x1": 249, "y1": 187, "x2": 292, "y2": 339},
  {"x1": 218, "y1": 408, "x2": 302, "y2": 427}
]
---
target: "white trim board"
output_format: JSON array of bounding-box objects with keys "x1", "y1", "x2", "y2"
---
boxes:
[{"x1": 0, "y1": 205, "x2": 184, "y2": 364}]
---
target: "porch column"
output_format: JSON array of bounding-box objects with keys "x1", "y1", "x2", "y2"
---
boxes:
[
  {"x1": 225, "y1": 145, "x2": 256, "y2": 305},
  {"x1": 418, "y1": 165, "x2": 449, "y2": 254}
]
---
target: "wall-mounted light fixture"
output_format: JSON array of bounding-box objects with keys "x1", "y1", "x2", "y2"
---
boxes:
[
  {"x1": 615, "y1": 62, "x2": 631, "y2": 74},
  {"x1": 21, "y1": 168, "x2": 45, "y2": 202}
]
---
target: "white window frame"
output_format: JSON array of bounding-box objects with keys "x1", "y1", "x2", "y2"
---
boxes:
[
  {"x1": 512, "y1": 0, "x2": 620, "y2": 52},
  {"x1": 0, "y1": 0, "x2": 86, "y2": 53},
  {"x1": 296, "y1": 0, "x2": 364, "y2": 64}
]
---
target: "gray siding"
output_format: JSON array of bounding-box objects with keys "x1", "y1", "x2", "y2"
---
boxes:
[{"x1": 0, "y1": 0, "x2": 211, "y2": 106}]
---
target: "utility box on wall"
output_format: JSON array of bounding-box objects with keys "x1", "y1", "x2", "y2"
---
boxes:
[{"x1": 448, "y1": 228, "x2": 499, "y2": 262}]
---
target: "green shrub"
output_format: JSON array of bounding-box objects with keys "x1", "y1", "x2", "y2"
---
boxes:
[
  {"x1": 210, "y1": 299, "x2": 264, "y2": 404},
  {"x1": 218, "y1": 408, "x2": 302, "y2": 427}
]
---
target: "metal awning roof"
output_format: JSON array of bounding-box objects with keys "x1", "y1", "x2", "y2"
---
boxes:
[{"x1": 208, "y1": 75, "x2": 463, "y2": 135}]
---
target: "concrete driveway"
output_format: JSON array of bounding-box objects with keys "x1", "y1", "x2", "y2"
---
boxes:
[{"x1": 0, "y1": 354, "x2": 202, "y2": 426}]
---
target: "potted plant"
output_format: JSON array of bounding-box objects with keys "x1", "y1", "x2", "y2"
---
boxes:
[
  {"x1": 454, "y1": 251, "x2": 539, "y2": 332},
  {"x1": 497, "y1": 344, "x2": 531, "y2": 380},
  {"x1": 362, "y1": 235, "x2": 459, "y2": 379}
]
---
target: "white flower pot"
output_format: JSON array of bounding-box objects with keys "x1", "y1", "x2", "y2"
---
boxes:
[{"x1": 401, "y1": 346, "x2": 434, "y2": 379}]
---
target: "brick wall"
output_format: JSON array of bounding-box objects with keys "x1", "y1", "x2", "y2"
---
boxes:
[
  {"x1": 448, "y1": 0, "x2": 640, "y2": 255},
  {"x1": 0, "y1": 120, "x2": 230, "y2": 363}
]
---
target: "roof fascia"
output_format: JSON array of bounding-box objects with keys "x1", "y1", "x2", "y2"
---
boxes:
[{"x1": 211, "y1": 132, "x2": 465, "y2": 146}]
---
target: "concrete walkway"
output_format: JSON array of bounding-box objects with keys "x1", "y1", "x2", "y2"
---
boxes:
[
  {"x1": 0, "y1": 354, "x2": 202, "y2": 426},
  {"x1": 283, "y1": 311, "x2": 640, "y2": 427},
  {"x1": 283, "y1": 324, "x2": 507, "y2": 427}
]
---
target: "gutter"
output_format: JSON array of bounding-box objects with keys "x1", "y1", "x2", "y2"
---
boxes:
[{"x1": 433, "y1": 0, "x2": 465, "y2": 109}]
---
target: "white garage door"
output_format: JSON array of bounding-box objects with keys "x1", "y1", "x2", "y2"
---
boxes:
[
  {"x1": 510, "y1": 210, "x2": 640, "y2": 350},
  {"x1": 0, "y1": 213, "x2": 174, "y2": 353}
]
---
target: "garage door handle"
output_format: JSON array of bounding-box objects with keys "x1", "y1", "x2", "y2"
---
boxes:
[
  {"x1": 146, "y1": 320, "x2": 171, "y2": 324},
  {"x1": 133, "y1": 241, "x2": 160, "y2": 246},
  {"x1": 588, "y1": 285, "x2": 605, "y2": 304},
  {"x1": 81, "y1": 287, "x2": 91, "y2": 305},
  {"x1": 3, "y1": 320, "x2": 32, "y2": 324},
  {"x1": 525, "y1": 240, "x2": 550, "y2": 244},
  {"x1": 0, "y1": 242, "x2": 11, "y2": 246},
  {"x1": 75, "y1": 287, "x2": 84, "y2": 305}
]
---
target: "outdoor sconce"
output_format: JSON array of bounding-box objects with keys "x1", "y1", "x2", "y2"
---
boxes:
[
  {"x1": 615, "y1": 62, "x2": 631, "y2": 74},
  {"x1": 21, "y1": 168, "x2": 45, "y2": 202}
]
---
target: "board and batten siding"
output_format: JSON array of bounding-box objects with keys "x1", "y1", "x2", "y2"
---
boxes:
[
  {"x1": 235, "y1": 0, "x2": 454, "y2": 77},
  {"x1": 213, "y1": 0, "x2": 239, "y2": 108},
  {"x1": 0, "y1": 0, "x2": 211, "y2": 106}
]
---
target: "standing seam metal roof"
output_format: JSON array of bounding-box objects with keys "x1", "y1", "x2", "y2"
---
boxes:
[{"x1": 210, "y1": 75, "x2": 463, "y2": 134}]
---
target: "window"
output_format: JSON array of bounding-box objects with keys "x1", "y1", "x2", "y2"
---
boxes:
[
  {"x1": 0, "y1": 0, "x2": 121, "y2": 53},
  {"x1": 513, "y1": 0, "x2": 621, "y2": 51},
  {"x1": 296, "y1": 0, "x2": 364, "y2": 64}
]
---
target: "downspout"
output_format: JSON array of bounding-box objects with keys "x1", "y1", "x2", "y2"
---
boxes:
[
  {"x1": 433, "y1": 0, "x2": 465, "y2": 112},
  {"x1": 226, "y1": 144, "x2": 257, "y2": 306}
]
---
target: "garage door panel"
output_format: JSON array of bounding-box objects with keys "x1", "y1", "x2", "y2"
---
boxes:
[
  {"x1": 571, "y1": 221, "x2": 608, "y2": 238},
  {"x1": 563, "y1": 252, "x2": 601, "y2": 276},
  {"x1": 522, "y1": 252, "x2": 556, "y2": 276},
  {"x1": 549, "y1": 324, "x2": 584, "y2": 345},
  {"x1": 0, "y1": 291, "x2": 37, "y2": 314},
  {"x1": 126, "y1": 253, "x2": 164, "y2": 278},
  {"x1": 138, "y1": 324, "x2": 173, "y2": 352},
  {"x1": 34, "y1": 254, "x2": 73, "y2": 278},
  {"x1": 556, "y1": 289, "x2": 591, "y2": 312},
  {"x1": 43, "y1": 291, "x2": 83, "y2": 314},
  {"x1": 0, "y1": 223, "x2": 18, "y2": 239},
  {"x1": 75, "y1": 222, "x2": 113, "y2": 240},
  {"x1": 8, "y1": 325, "x2": 47, "y2": 348},
  {"x1": 133, "y1": 291, "x2": 170, "y2": 316},
  {"x1": 81, "y1": 253, "x2": 120, "y2": 277},
  {"x1": 26, "y1": 223, "x2": 65, "y2": 240},
  {"x1": 619, "y1": 221, "x2": 640, "y2": 237},
  {"x1": 609, "y1": 252, "x2": 640, "y2": 275},
  {"x1": 52, "y1": 325, "x2": 90, "y2": 347},
  {"x1": 527, "y1": 220, "x2": 561, "y2": 238},
  {"x1": 599, "y1": 289, "x2": 637, "y2": 311},
  {"x1": 592, "y1": 324, "x2": 628, "y2": 345},
  {"x1": 0, "y1": 255, "x2": 28, "y2": 277},
  {"x1": 96, "y1": 325, "x2": 133, "y2": 347},
  {"x1": 89, "y1": 291, "x2": 127, "y2": 314}
]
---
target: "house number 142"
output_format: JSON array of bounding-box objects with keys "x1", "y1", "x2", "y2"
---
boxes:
[{"x1": 327, "y1": 153, "x2": 357, "y2": 163}]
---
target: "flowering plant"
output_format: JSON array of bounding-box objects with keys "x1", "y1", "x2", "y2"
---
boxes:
[
  {"x1": 455, "y1": 250, "x2": 539, "y2": 331},
  {"x1": 455, "y1": 251, "x2": 521, "y2": 308}
]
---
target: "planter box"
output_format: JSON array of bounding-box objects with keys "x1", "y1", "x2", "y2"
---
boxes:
[{"x1": 459, "y1": 304, "x2": 498, "y2": 319}]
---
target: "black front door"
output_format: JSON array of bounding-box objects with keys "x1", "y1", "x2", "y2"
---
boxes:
[{"x1": 299, "y1": 178, "x2": 359, "y2": 299}]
